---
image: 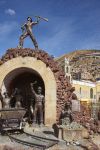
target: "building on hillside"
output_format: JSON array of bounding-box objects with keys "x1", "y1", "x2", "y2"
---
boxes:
[
  {"x1": 56, "y1": 50, "x2": 100, "y2": 82},
  {"x1": 55, "y1": 50, "x2": 100, "y2": 119},
  {"x1": 58, "y1": 57, "x2": 72, "y2": 82},
  {"x1": 73, "y1": 80, "x2": 100, "y2": 119},
  {"x1": 72, "y1": 80, "x2": 100, "y2": 103}
]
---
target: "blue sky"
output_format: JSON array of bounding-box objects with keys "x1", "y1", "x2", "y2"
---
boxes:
[{"x1": 0, "y1": 0, "x2": 100, "y2": 57}]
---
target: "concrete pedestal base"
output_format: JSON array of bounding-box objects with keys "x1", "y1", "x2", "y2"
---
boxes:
[{"x1": 57, "y1": 125, "x2": 89, "y2": 142}]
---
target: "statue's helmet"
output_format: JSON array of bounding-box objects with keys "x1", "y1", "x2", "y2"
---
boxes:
[
  {"x1": 38, "y1": 86, "x2": 42, "y2": 90},
  {"x1": 27, "y1": 16, "x2": 32, "y2": 22},
  {"x1": 37, "y1": 86, "x2": 42, "y2": 94},
  {"x1": 4, "y1": 92, "x2": 8, "y2": 96}
]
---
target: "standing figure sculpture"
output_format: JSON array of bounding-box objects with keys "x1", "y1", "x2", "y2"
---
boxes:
[
  {"x1": 2, "y1": 92, "x2": 11, "y2": 109},
  {"x1": 19, "y1": 16, "x2": 40, "y2": 49},
  {"x1": 30, "y1": 83, "x2": 45, "y2": 125},
  {"x1": 11, "y1": 88, "x2": 23, "y2": 108}
]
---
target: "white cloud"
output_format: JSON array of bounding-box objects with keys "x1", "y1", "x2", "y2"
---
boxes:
[{"x1": 5, "y1": 8, "x2": 16, "y2": 16}]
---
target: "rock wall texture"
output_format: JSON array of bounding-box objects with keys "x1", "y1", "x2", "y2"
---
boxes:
[{"x1": 56, "y1": 50, "x2": 100, "y2": 81}]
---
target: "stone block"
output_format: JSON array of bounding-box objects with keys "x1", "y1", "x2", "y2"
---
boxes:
[{"x1": 57, "y1": 125, "x2": 89, "y2": 142}]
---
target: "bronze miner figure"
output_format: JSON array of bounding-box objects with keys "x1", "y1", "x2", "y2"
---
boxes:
[
  {"x1": 2, "y1": 92, "x2": 11, "y2": 109},
  {"x1": 60, "y1": 101, "x2": 73, "y2": 125},
  {"x1": 19, "y1": 16, "x2": 48, "y2": 49},
  {"x1": 11, "y1": 88, "x2": 23, "y2": 108},
  {"x1": 30, "y1": 83, "x2": 45, "y2": 125},
  {"x1": 19, "y1": 16, "x2": 40, "y2": 49}
]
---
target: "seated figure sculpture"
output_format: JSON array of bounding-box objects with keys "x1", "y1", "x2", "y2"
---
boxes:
[{"x1": 60, "y1": 101, "x2": 73, "y2": 125}]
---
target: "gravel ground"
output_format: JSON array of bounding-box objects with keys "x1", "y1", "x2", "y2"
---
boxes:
[
  {"x1": 0, "y1": 124, "x2": 99, "y2": 150},
  {"x1": 91, "y1": 134, "x2": 100, "y2": 149}
]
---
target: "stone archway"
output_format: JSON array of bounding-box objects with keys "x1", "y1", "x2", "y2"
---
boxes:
[
  {"x1": 0, "y1": 56, "x2": 56, "y2": 126},
  {"x1": 0, "y1": 48, "x2": 74, "y2": 124},
  {"x1": 3, "y1": 67, "x2": 45, "y2": 108}
]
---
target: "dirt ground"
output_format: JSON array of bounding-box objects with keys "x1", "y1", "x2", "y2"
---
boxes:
[{"x1": 91, "y1": 134, "x2": 100, "y2": 149}]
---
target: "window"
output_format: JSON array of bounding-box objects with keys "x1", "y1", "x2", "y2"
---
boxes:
[
  {"x1": 69, "y1": 76, "x2": 70, "y2": 81},
  {"x1": 80, "y1": 87, "x2": 81, "y2": 94},
  {"x1": 90, "y1": 88, "x2": 93, "y2": 99},
  {"x1": 99, "y1": 96, "x2": 100, "y2": 102},
  {"x1": 66, "y1": 67, "x2": 69, "y2": 73},
  {"x1": 94, "y1": 95, "x2": 96, "y2": 99}
]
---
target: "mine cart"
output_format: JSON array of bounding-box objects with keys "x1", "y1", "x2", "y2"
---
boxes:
[{"x1": 0, "y1": 108, "x2": 26, "y2": 134}]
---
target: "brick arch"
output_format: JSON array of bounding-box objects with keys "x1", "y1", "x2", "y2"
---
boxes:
[
  {"x1": 0, "y1": 57, "x2": 56, "y2": 126},
  {"x1": 0, "y1": 48, "x2": 74, "y2": 124}
]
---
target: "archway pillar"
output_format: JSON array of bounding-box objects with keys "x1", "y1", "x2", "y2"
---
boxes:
[{"x1": 45, "y1": 85, "x2": 56, "y2": 125}]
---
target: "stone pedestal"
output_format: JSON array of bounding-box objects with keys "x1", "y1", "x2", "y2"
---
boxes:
[
  {"x1": 62, "y1": 128, "x2": 89, "y2": 142},
  {"x1": 57, "y1": 124, "x2": 89, "y2": 142}
]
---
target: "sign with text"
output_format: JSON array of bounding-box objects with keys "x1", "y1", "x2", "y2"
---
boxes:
[{"x1": 72, "y1": 100, "x2": 80, "y2": 112}]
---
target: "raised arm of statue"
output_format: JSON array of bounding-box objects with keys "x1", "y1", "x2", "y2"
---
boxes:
[
  {"x1": 21, "y1": 23, "x2": 27, "y2": 33},
  {"x1": 31, "y1": 17, "x2": 40, "y2": 26},
  {"x1": 30, "y1": 83, "x2": 36, "y2": 96}
]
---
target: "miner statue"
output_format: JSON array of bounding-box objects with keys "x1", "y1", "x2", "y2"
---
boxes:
[
  {"x1": 30, "y1": 82, "x2": 45, "y2": 126},
  {"x1": 60, "y1": 101, "x2": 73, "y2": 125},
  {"x1": 19, "y1": 16, "x2": 48, "y2": 49},
  {"x1": 2, "y1": 92, "x2": 11, "y2": 109}
]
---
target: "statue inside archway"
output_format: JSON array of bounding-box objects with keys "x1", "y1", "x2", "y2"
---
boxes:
[
  {"x1": 30, "y1": 82, "x2": 45, "y2": 125},
  {"x1": 2, "y1": 92, "x2": 11, "y2": 109},
  {"x1": 11, "y1": 88, "x2": 23, "y2": 108}
]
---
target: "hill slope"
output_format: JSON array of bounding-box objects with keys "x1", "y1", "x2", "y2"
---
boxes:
[{"x1": 56, "y1": 50, "x2": 100, "y2": 81}]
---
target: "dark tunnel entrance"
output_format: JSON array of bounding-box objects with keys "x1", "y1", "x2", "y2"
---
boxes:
[{"x1": 3, "y1": 67, "x2": 45, "y2": 111}]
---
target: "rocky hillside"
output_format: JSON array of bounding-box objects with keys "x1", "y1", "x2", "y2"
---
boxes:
[{"x1": 56, "y1": 50, "x2": 100, "y2": 82}]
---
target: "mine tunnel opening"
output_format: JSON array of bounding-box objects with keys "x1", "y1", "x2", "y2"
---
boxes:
[{"x1": 3, "y1": 67, "x2": 45, "y2": 112}]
